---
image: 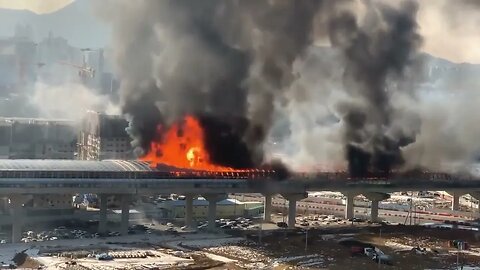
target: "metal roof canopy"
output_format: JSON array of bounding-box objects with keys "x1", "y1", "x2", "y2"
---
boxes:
[{"x1": 0, "y1": 159, "x2": 154, "y2": 172}]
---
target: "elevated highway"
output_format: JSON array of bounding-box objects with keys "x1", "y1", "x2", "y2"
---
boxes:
[
  {"x1": 2, "y1": 175, "x2": 480, "y2": 195},
  {"x1": 0, "y1": 160, "x2": 478, "y2": 195},
  {"x1": 0, "y1": 159, "x2": 480, "y2": 242}
]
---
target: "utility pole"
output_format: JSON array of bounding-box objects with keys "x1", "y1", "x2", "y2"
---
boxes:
[
  {"x1": 233, "y1": 193, "x2": 237, "y2": 217},
  {"x1": 305, "y1": 228, "x2": 308, "y2": 252},
  {"x1": 457, "y1": 241, "x2": 464, "y2": 270},
  {"x1": 457, "y1": 245, "x2": 460, "y2": 269},
  {"x1": 258, "y1": 222, "x2": 262, "y2": 245},
  {"x1": 470, "y1": 196, "x2": 473, "y2": 220},
  {"x1": 409, "y1": 192, "x2": 414, "y2": 226}
]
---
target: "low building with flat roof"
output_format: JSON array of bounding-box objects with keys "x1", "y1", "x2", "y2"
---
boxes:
[
  {"x1": 0, "y1": 117, "x2": 76, "y2": 159},
  {"x1": 157, "y1": 197, "x2": 263, "y2": 220}
]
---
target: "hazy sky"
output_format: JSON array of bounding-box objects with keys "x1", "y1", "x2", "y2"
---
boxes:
[
  {"x1": 417, "y1": 0, "x2": 480, "y2": 64},
  {"x1": 0, "y1": 0, "x2": 478, "y2": 63},
  {"x1": 0, "y1": 0, "x2": 72, "y2": 14}
]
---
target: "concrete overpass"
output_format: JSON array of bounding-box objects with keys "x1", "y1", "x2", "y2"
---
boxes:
[{"x1": 1, "y1": 159, "x2": 480, "y2": 242}]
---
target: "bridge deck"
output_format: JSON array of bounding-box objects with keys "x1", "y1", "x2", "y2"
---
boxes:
[{"x1": 0, "y1": 160, "x2": 478, "y2": 182}]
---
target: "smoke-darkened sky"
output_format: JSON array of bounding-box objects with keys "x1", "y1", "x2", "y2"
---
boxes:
[
  {"x1": 0, "y1": 0, "x2": 479, "y2": 173},
  {"x1": 0, "y1": 0, "x2": 477, "y2": 63}
]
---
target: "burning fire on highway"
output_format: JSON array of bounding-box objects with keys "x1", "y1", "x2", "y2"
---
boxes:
[
  {"x1": 141, "y1": 115, "x2": 250, "y2": 172},
  {"x1": 139, "y1": 115, "x2": 452, "y2": 181}
]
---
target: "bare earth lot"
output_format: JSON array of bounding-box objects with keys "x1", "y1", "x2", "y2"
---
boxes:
[{"x1": 2, "y1": 224, "x2": 480, "y2": 269}]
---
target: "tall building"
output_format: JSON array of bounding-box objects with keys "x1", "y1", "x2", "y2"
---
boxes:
[
  {"x1": 0, "y1": 35, "x2": 37, "y2": 95},
  {"x1": 77, "y1": 111, "x2": 132, "y2": 160},
  {"x1": 0, "y1": 117, "x2": 76, "y2": 159}
]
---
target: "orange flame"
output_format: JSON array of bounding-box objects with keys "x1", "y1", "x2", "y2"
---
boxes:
[{"x1": 141, "y1": 115, "x2": 237, "y2": 171}]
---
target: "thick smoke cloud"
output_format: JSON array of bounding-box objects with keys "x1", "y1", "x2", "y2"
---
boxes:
[
  {"x1": 266, "y1": 46, "x2": 346, "y2": 171},
  {"x1": 30, "y1": 81, "x2": 119, "y2": 120},
  {"x1": 98, "y1": 0, "x2": 480, "y2": 175},
  {"x1": 402, "y1": 90, "x2": 480, "y2": 172},
  {"x1": 96, "y1": 0, "x2": 327, "y2": 168},
  {"x1": 327, "y1": 1, "x2": 422, "y2": 176}
]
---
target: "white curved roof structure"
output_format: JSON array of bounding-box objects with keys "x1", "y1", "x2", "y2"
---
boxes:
[{"x1": 0, "y1": 159, "x2": 154, "y2": 171}]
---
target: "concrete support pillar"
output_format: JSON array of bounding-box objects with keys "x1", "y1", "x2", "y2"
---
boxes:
[
  {"x1": 370, "y1": 200, "x2": 379, "y2": 222},
  {"x1": 9, "y1": 195, "x2": 28, "y2": 243},
  {"x1": 287, "y1": 199, "x2": 297, "y2": 229},
  {"x1": 447, "y1": 191, "x2": 468, "y2": 211},
  {"x1": 120, "y1": 195, "x2": 130, "y2": 236},
  {"x1": 281, "y1": 193, "x2": 307, "y2": 229},
  {"x1": 185, "y1": 194, "x2": 194, "y2": 228},
  {"x1": 345, "y1": 193, "x2": 354, "y2": 220},
  {"x1": 470, "y1": 192, "x2": 480, "y2": 215},
  {"x1": 0, "y1": 197, "x2": 8, "y2": 214},
  {"x1": 208, "y1": 199, "x2": 217, "y2": 231},
  {"x1": 204, "y1": 194, "x2": 226, "y2": 231},
  {"x1": 451, "y1": 192, "x2": 460, "y2": 211},
  {"x1": 263, "y1": 194, "x2": 273, "y2": 223},
  {"x1": 363, "y1": 192, "x2": 390, "y2": 222},
  {"x1": 98, "y1": 194, "x2": 108, "y2": 234}
]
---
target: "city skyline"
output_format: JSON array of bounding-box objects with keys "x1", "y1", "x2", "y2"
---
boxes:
[{"x1": 0, "y1": 0, "x2": 479, "y2": 64}]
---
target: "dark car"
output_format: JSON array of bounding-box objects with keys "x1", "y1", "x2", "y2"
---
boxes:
[
  {"x1": 276, "y1": 222, "x2": 288, "y2": 228},
  {"x1": 348, "y1": 217, "x2": 365, "y2": 222}
]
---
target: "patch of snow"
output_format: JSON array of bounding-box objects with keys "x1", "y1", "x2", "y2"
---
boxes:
[
  {"x1": 244, "y1": 262, "x2": 269, "y2": 269},
  {"x1": 297, "y1": 257, "x2": 325, "y2": 267},
  {"x1": 320, "y1": 234, "x2": 335, "y2": 241},
  {"x1": 273, "y1": 254, "x2": 319, "y2": 263},
  {"x1": 38, "y1": 250, "x2": 193, "y2": 269},
  {"x1": 204, "y1": 253, "x2": 237, "y2": 263},
  {"x1": 384, "y1": 241, "x2": 414, "y2": 250}
]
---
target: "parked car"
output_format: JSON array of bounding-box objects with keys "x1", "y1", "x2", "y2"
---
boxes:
[
  {"x1": 276, "y1": 222, "x2": 288, "y2": 228},
  {"x1": 96, "y1": 253, "x2": 113, "y2": 261},
  {"x1": 166, "y1": 227, "x2": 177, "y2": 233}
]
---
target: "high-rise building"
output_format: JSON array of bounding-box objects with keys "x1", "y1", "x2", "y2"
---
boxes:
[{"x1": 77, "y1": 111, "x2": 132, "y2": 160}]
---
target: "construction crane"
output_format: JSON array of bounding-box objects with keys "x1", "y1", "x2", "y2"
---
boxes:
[
  {"x1": 57, "y1": 61, "x2": 95, "y2": 79},
  {"x1": 57, "y1": 47, "x2": 99, "y2": 82}
]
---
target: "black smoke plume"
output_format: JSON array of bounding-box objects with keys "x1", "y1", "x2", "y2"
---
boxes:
[
  {"x1": 328, "y1": 1, "x2": 422, "y2": 176},
  {"x1": 198, "y1": 115, "x2": 254, "y2": 168},
  {"x1": 97, "y1": 0, "x2": 327, "y2": 168}
]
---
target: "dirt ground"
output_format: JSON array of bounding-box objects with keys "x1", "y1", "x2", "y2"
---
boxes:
[
  {"x1": 202, "y1": 225, "x2": 480, "y2": 269},
  {"x1": 14, "y1": 225, "x2": 480, "y2": 269}
]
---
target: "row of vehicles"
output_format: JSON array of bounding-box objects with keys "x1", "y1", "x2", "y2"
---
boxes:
[{"x1": 196, "y1": 217, "x2": 256, "y2": 230}]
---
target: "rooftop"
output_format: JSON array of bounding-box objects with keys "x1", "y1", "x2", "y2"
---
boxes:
[
  {"x1": 0, "y1": 159, "x2": 277, "y2": 179},
  {"x1": 166, "y1": 198, "x2": 244, "y2": 207},
  {"x1": 0, "y1": 159, "x2": 154, "y2": 172}
]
